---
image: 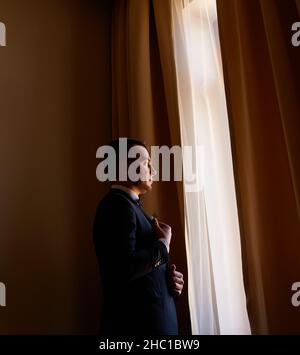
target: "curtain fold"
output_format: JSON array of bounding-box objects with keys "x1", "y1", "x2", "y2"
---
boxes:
[
  {"x1": 217, "y1": 0, "x2": 300, "y2": 334},
  {"x1": 112, "y1": 0, "x2": 155, "y2": 138},
  {"x1": 152, "y1": 0, "x2": 185, "y2": 225},
  {"x1": 171, "y1": 0, "x2": 250, "y2": 335},
  {"x1": 259, "y1": 0, "x2": 300, "y2": 221}
]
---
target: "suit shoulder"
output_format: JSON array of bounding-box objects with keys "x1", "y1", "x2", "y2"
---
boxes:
[
  {"x1": 93, "y1": 191, "x2": 137, "y2": 241},
  {"x1": 96, "y1": 190, "x2": 136, "y2": 214}
]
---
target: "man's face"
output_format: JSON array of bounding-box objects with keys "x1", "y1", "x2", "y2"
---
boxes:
[{"x1": 132, "y1": 145, "x2": 156, "y2": 194}]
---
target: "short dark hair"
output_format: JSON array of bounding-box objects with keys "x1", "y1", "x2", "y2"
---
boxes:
[{"x1": 110, "y1": 138, "x2": 148, "y2": 162}]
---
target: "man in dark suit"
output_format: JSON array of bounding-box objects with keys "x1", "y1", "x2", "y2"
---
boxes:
[{"x1": 93, "y1": 138, "x2": 184, "y2": 335}]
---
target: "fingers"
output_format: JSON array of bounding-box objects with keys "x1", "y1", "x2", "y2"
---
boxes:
[
  {"x1": 172, "y1": 276, "x2": 184, "y2": 285},
  {"x1": 169, "y1": 264, "x2": 176, "y2": 272},
  {"x1": 152, "y1": 218, "x2": 159, "y2": 227},
  {"x1": 168, "y1": 265, "x2": 183, "y2": 279},
  {"x1": 174, "y1": 271, "x2": 183, "y2": 279},
  {"x1": 171, "y1": 286, "x2": 183, "y2": 297},
  {"x1": 173, "y1": 282, "x2": 183, "y2": 291},
  {"x1": 167, "y1": 266, "x2": 184, "y2": 298},
  {"x1": 159, "y1": 221, "x2": 171, "y2": 228},
  {"x1": 152, "y1": 219, "x2": 172, "y2": 234},
  {"x1": 152, "y1": 218, "x2": 163, "y2": 233},
  {"x1": 161, "y1": 227, "x2": 171, "y2": 234},
  {"x1": 153, "y1": 218, "x2": 169, "y2": 231},
  {"x1": 153, "y1": 219, "x2": 170, "y2": 228}
]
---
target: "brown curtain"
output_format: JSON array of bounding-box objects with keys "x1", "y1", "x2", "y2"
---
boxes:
[
  {"x1": 217, "y1": 0, "x2": 300, "y2": 334},
  {"x1": 111, "y1": 0, "x2": 191, "y2": 334}
]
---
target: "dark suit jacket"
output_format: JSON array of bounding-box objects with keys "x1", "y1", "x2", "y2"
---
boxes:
[{"x1": 93, "y1": 188, "x2": 178, "y2": 335}]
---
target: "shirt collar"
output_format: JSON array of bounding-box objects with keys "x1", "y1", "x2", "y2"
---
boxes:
[{"x1": 111, "y1": 184, "x2": 139, "y2": 202}]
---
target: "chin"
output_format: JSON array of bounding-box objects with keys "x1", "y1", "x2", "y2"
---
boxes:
[{"x1": 140, "y1": 181, "x2": 153, "y2": 194}]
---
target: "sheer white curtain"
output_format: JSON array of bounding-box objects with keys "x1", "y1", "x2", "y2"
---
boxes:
[{"x1": 171, "y1": 0, "x2": 251, "y2": 334}]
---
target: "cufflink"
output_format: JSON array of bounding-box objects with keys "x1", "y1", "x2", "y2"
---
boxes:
[{"x1": 154, "y1": 260, "x2": 162, "y2": 268}]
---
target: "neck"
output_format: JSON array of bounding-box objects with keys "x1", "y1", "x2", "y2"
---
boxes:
[{"x1": 113, "y1": 182, "x2": 140, "y2": 196}]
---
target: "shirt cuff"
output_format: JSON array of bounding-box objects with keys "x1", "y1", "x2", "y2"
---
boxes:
[{"x1": 158, "y1": 238, "x2": 170, "y2": 253}]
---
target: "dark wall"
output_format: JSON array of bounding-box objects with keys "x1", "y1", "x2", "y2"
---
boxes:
[
  {"x1": 0, "y1": 0, "x2": 191, "y2": 335},
  {"x1": 0, "y1": 0, "x2": 112, "y2": 334}
]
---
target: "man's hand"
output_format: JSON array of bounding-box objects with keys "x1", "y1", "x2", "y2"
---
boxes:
[
  {"x1": 152, "y1": 218, "x2": 172, "y2": 252},
  {"x1": 167, "y1": 264, "x2": 184, "y2": 299}
]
